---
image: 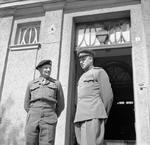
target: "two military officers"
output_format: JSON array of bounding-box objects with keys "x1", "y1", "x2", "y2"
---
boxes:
[
  {"x1": 74, "y1": 49, "x2": 113, "y2": 145},
  {"x1": 24, "y1": 59, "x2": 64, "y2": 145}
]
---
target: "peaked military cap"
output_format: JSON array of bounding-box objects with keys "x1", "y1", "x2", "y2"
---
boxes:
[
  {"x1": 36, "y1": 59, "x2": 52, "y2": 69},
  {"x1": 77, "y1": 48, "x2": 95, "y2": 58}
]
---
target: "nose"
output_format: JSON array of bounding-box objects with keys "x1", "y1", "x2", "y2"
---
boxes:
[
  {"x1": 46, "y1": 67, "x2": 51, "y2": 71},
  {"x1": 80, "y1": 61, "x2": 83, "y2": 65}
]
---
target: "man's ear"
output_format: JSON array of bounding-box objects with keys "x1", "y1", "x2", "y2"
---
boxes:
[
  {"x1": 38, "y1": 67, "x2": 42, "y2": 74},
  {"x1": 89, "y1": 56, "x2": 93, "y2": 61}
]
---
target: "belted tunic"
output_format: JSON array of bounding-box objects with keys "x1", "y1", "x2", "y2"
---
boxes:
[{"x1": 74, "y1": 67, "x2": 113, "y2": 123}]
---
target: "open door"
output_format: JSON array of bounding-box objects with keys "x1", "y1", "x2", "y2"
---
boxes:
[
  {"x1": 72, "y1": 14, "x2": 136, "y2": 145},
  {"x1": 94, "y1": 53, "x2": 136, "y2": 144},
  {"x1": 73, "y1": 47, "x2": 136, "y2": 145}
]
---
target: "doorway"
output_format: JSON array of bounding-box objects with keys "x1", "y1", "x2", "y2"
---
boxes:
[{"x1": 74, "y1": 47, "x2": 136, "y2": 144}]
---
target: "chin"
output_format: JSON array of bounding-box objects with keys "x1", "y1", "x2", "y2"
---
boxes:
[
  {"x1": 44, "y1": 74, "x2": 50, "y2": 78},
  {"x1": 82, "y1": 67, "x2": 87, "y2": 70}
]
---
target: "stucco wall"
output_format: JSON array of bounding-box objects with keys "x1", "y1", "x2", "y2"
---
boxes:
[
  {"x1": 0, "y1": 16, "x2": 13, "y2": 95},
  {"x1": 0, "y1": 16, "x2": 14, "y2": 145},
  {"x1": 0, "y1": 49, "x2": 37, "y2": 145},
  {"x1": 141, "y1": 0, "x2": 150, "y2": 124},
  {"x1": 131, "y1": 5, "x2": 150, "y2": 145},
  {"x1": 38, "y1": 10, "x2": 63, "y2": 79}
]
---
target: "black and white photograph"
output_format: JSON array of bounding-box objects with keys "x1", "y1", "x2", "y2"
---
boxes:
[{"x1": 0, "y1": 0, "x2": 150, "y2": 145}]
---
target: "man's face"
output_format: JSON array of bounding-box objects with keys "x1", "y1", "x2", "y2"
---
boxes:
[
  {"x1": 39, "y1": 64, "x2": 51, "y2": 78},
  {"x1": 79, "y1": 55, "x2": 93, "y2": 70}
]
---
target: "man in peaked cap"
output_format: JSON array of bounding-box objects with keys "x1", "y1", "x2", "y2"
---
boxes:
[
  {"x1": 24, "y1": 59, "x2": 65, "y2": 145},
  {"x1": 74, "y1": 49, "x2": 113, "y2": 145},
  {"x1": 77, "y1": 48, "x2": 95, "y2": 58}
]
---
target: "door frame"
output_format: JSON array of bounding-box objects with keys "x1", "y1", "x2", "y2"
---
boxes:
[{"x1": 59, "y1": 4, "x2": 150, "y2": 145}]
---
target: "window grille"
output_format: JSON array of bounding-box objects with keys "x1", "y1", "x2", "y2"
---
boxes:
[
  {"x1": 76, "y1": 19, "x2": 131, "y2": 48},
  {"x1": 15, "y1": 22, "x2": 40, "y2": 45}
]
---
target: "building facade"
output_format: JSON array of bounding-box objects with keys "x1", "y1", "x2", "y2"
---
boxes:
[{"x1": 0, "y1": 0, "x2": 150, "y2": 145}]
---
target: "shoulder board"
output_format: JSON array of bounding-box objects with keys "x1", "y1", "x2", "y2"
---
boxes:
[
  {"x1": 93, "y1": 67, "x2": 102, "y2": 69},
  {"x1": 49, "y1": 77, "x2": 57, "y2": 83}
]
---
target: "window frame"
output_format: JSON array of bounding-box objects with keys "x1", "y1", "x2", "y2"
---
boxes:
[{"x1": 10, "y1": 16, "x2": 43, "y2": 50}]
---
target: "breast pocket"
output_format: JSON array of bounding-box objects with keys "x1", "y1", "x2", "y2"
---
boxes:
[
  {"x1": 78, "y1": 77, "x2": 95, "y2": 88},
  {"x1": 47, "y1": 84, "x2": 57, "y2": 97},
  {"x1": 83, "y1": 77, "x2": 95, "y2": 83},
  {"x1": 30, "y1": 85, "x2": 40, "y2": 99}
]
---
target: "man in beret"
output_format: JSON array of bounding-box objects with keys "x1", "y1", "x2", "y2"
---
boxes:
[
  {"x1": 74, "y1": 49, "x2": 113, "y2": 145},
  {"x1": 24, "y1": 59, "x2": 64, "y2": 145}
]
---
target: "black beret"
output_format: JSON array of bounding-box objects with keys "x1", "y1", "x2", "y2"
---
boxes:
[
  {"x1": 77, "y1": 48, "x2": 95, "y2": 58},
  {"x1": 36, "y1": 59, "x2": 52, "y2": 69}
]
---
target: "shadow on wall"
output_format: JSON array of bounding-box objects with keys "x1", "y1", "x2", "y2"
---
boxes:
[{"x1": 0, "y1": 97, "x2": 25, "y2": 145}]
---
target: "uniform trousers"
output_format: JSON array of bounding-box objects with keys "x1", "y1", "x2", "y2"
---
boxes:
[
  {"x1": 75, "y1": 119, "x2": 105, "y2": 145},
  {"x1": 25, "y1": 109, "x2": 57, "y2": 145}
]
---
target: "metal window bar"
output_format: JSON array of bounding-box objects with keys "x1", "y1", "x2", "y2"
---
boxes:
[
  {"x1": 76, "y1": 19, "x2": 131, "y2": 48},
  {"x1": 16, "y1": 24, "x2": 40, "y2": 45}
]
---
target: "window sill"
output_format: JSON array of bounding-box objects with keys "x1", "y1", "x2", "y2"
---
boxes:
[{"x1": 9, "y1": 43, "x2": 41, "y2": 51}]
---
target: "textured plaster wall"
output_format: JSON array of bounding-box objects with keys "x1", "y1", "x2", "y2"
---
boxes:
[
  {"x1": 141, "y1": 0, "x2": 150, "y2": 131},
  {"x1": 0, "y1": 49, "x2": 37, "y2": 145},
  {"x1": 0, "y1": 16, "x2": 14, "y2": 145},
  {"x1": 0, "y1": 16, "x2": 13, "y2": 89},
  {"x1": 131, "y1": 5, "x2": 150, "y2": 145},
  {"x1": 37, "y1": 10, "x2": 63, "y2": 79},
  {"x1": 59, "y1": 13, "x2": 73, "y2": 145}
]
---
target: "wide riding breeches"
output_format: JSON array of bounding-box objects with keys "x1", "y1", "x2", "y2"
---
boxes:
[{"x1": 75, "y1": 119, "x2": 105, "y2": 145}]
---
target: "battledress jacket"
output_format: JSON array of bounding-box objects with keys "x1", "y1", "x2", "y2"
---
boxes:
[
  {"x1": 74, "y1": 67, "x2": 113, "y2": 123},
  {"x1": 24, "y1": 77, "x2": 64, "y2": 123}
]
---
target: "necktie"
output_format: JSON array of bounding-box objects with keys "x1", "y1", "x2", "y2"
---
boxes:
[{"x1": 42, "y1": 78, "x2": 47, "y2": 85}]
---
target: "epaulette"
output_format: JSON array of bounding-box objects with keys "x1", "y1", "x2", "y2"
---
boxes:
[
  {"x1": 93, "y1": 67, "x2": 102, "y2": 69},
  {"x1": 49, "y1": 77, "x2": 57, "y2": 83},
  {"x1": 30, "y1": 77, "x2": 57, "y2": 85}
]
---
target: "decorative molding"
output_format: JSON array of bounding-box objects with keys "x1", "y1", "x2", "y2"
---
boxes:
[
  {"x1": 0, "y1": 8, "x2": 15, "y2": 17},
  {"x1": 76, "y1": 43, "x2": 132, "y2": 51},
  {"x1": 42, "y1": 1, "x2": 65, "y2": 11},
  {"x1": 0, "y1": 0, "x2": 64, "y2": 17},
  {"x1": 0, "y1": 0, "x2": 54, "y2": 8},
  {"x1": 64, "y1": 0, "x2": 140, "y2": 12},
  {"x1": 0, "y1": 0, "x2": 140, "y2": 17}
]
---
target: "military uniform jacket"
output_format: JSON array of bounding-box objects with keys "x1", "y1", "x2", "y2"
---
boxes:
[
  {"x1": 24, "y1": 77, "x2": 64, "y2": 123},
  {"x1": 74, "y1": 67, "x2": 113, "y2": 123}
]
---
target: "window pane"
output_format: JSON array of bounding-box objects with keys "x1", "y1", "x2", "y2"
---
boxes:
[
  {"x1": 15, "y1": 22, "x2": 41, "y2": 45},
  {"x1": 76, "y1": 19, "x2": 131, "y2": 48}
]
